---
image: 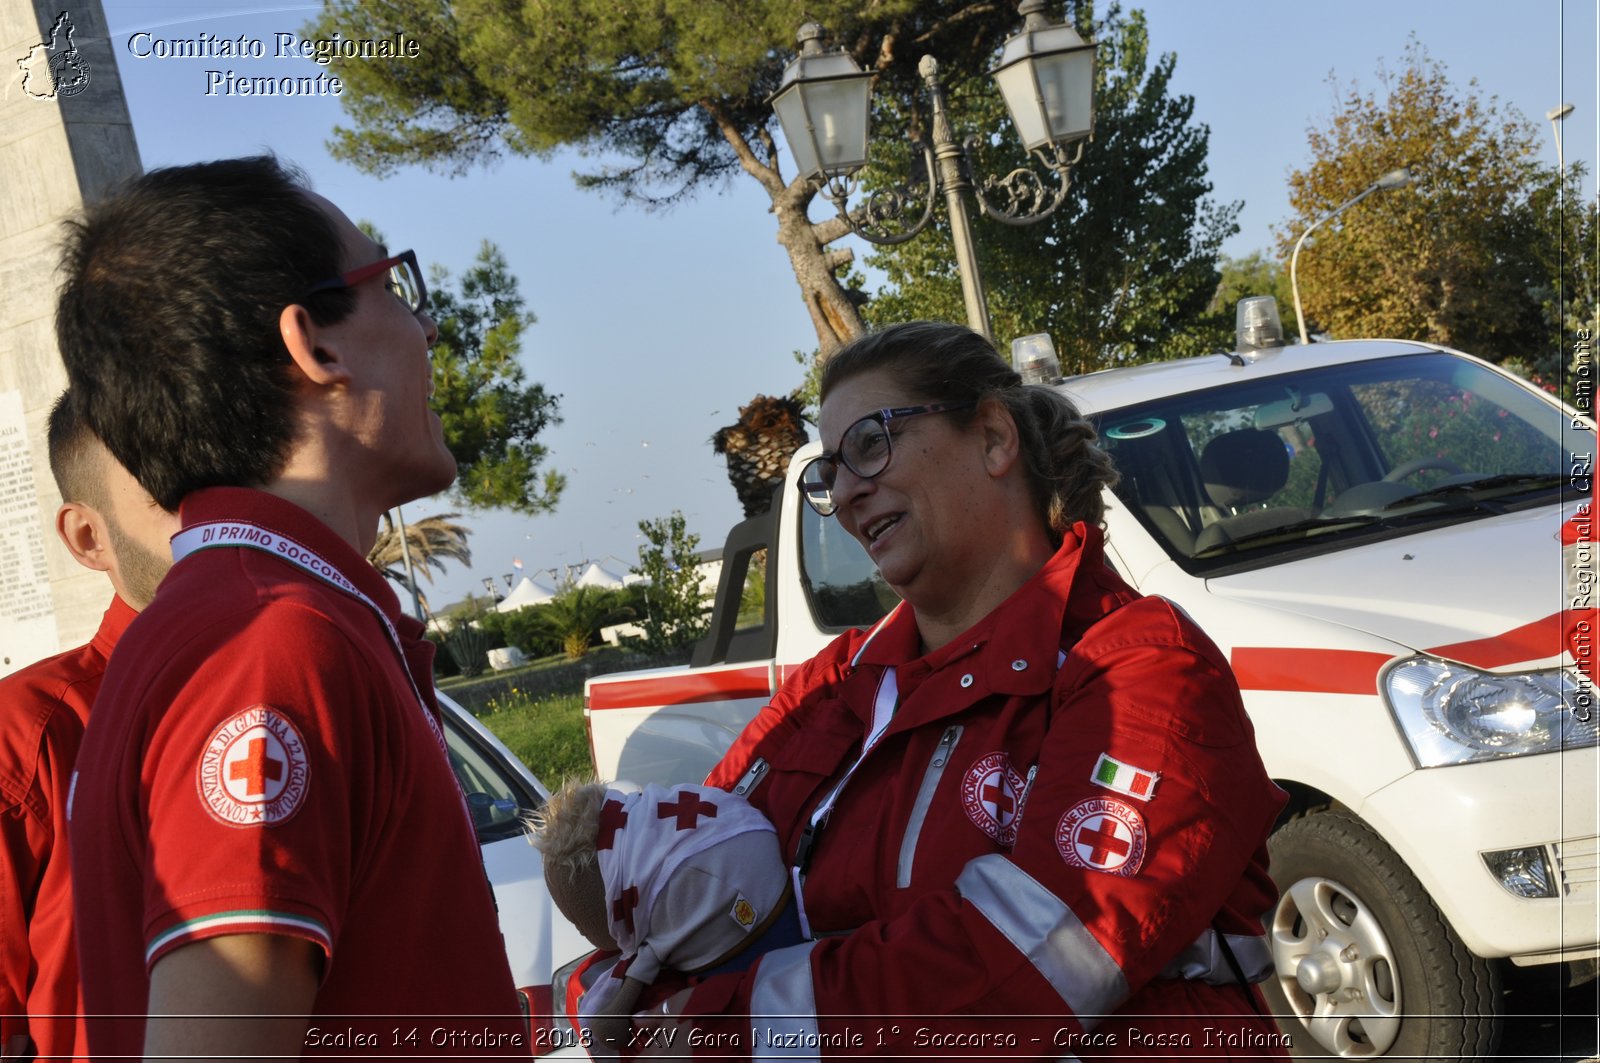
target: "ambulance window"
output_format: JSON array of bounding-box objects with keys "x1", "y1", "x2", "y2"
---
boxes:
[
  {"x1": 798, "y1": 503, "x2": 899, "y2": 632},
  {"x1": 1179, "y1": 406, "x2": 1327, "y2": 512},
  {"x1": 1348, "y1": 364, "x2": 1558, "y2": 484},
  {"x1": 443, "y1": 713, "x2": 534, "y2": 844}
]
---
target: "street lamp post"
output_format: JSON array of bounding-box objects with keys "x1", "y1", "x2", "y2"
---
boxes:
[
  {"x1": 769, "y1": 1, "x2": 1096, "y2": 343},
  {"x1": 1548, "y1": 103, "x2": 1574, "y2": 174},
  {"x1": 392, "y1": 505, "x2": 424, "y2": 621},
  {"x1": 1289, "y1": 168, "x2": 1413, "y2": 346}
]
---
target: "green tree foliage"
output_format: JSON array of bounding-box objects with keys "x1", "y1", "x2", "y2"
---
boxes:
[
  {"x1": 310, "y1": 0, "x2": 1154, "y2": 357},
  {"x1": 1276, "y1": 40, "x2": 1589, "y2": 368},
  {"x1": 533, "y1": 585, "x2": 636, "y2": 661},
  {"x1": 1517, "y1": 180, "x2": 1599, "y2": 407},
  {"x1": 737, "y1": 550, "x2": 767, "y2": 628},
  {"x1": 633, "y1": 512, "x2": 711, "y2": 654},
  {"x1": 477, "y1": 604, "x2": 563, "y2": 660},
  {"x1": 428, "y1": 241, "x2": 566, "y2": 515},
  {"x1": 865, "y1": 5, "x2": 1238, "y2": 372}
]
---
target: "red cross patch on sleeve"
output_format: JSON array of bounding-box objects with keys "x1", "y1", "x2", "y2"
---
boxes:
[
  {"x1": 1056, "y1": 797, "x2": 1146, "y2": 876},
  {"x1": 196, "y1": 706, "x2": 310, "y2": 827}
]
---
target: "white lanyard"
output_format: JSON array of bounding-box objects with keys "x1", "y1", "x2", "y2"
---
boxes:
[
  {"x1": 791, "y1": 664, "x2": 900, "y2": 894},
  {"x1": 804, "y1": 600, "x2": 908, "y2": 840},
  {"x1": 170, "y1": 521, "x2": 445, "y2": 749},
  {"x1": 807, "y1": 599, "x2": 907, "y2": 832},
  {"x1": 808, "y1": 667, "x2": 899, "y2": 833}
]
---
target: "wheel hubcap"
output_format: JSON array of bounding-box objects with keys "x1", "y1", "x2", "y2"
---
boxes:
[
  {"x1": 1296, "y1": 951, "x2": 1343, "y2": 996},
  {"x1": 1270, "y1": 876, "x2": 1403, "y2": 1056}
]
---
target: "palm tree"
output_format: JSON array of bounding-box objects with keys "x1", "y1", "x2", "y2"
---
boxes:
[
  {"x1": 712, "y1": 394, "x2": 810, "y2": 518},
  {"x1": 367, "y1": 512, "x2": 473, "y2": 615},
  {"x1": 534, "y1": 585, "x2": 635, "y2": 660}
]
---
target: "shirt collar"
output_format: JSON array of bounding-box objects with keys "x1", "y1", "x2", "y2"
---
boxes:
[
  {"x1": 854, "y1": 524, "x2": 1102, "y2": 695},
  {"x1": 176, "y1": 486, "x2": 405, "y2": 623},
  {"x1": 90, "y1": 594, "x2": 139, "y2": 659}
]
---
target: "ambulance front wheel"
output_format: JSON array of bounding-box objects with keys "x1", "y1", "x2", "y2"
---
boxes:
[{"x1": 1262, "y1": 810, "x2": 1501, "y2": 1060}]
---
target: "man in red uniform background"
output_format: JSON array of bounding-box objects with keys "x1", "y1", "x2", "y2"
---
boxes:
[
  {"x1": 57, "y1": 156, "x2": 524, "y2": 1059},
  {"x1": 0, "y1": 393, "x2": 177, "y2": 1060}
]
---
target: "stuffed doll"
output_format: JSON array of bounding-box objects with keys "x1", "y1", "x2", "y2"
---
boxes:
[{"x1": 529, "y1": 779, "x2": 806, "y2": 1051}]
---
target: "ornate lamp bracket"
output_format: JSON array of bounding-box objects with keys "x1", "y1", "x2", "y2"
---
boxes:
[
  {"x1": 969, "y1": 138, "x2": 1083, "y2": 227},
  {"x1": 818, "y1": 142, "x2": 940, "y2": 247}
]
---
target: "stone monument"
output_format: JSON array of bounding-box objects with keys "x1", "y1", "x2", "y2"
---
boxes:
[{"x1": 0, "y1": 0, "x2": 140, "y2": 676}]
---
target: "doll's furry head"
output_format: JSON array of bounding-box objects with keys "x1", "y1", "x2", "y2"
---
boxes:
[
  {"x1": 526, "y1": 777, "x2": 608, "y2": 884},
  {"x1": 525, "y1": 776, "x2": 616, "y2": 951}
]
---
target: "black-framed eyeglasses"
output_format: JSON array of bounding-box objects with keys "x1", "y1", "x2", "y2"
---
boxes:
[
  {"x1": 302, "y1": 249, "x2": 427, "y2": 313},
  {"x1": 800, "y1": 401, "x2": 977, "y2": 517}
]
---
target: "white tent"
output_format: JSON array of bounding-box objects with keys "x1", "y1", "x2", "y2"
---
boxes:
[
  {"x1": 497, "y1": 576, "x2": 556, "y2": 613},
  {"x1": 574, "y1": 561, "x2": 624, "y2": 589}
]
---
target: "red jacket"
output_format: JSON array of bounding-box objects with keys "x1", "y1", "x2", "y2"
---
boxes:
[
  {"x1": 0, "y1": 595, "x2": 132, "y2": 1063},
  {"x1": 688, "y1": 527, "x2": 1287, "y2": 1058}
]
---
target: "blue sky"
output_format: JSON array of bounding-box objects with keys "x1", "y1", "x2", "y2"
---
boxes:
[{"x1": 98, "y1": 0, "x2": 1597, "y2": 610}]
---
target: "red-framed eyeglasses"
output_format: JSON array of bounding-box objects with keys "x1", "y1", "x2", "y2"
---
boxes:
[{"x1": 302, "y1": 249, "x2": 426, "y2": 313}]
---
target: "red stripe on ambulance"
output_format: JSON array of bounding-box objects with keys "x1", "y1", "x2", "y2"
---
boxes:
[
  {"x1": 1230, "y1": 648, "x2": 1393, "y2": 694},
  {"x1": 587, "y1": 666, "x2": 771, "y2": 710},
  {"x1": 1233, "y1": 612, "x2": 1568, "y2": 694}
]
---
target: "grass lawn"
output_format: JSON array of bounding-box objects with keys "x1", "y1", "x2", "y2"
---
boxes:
[
  {"x1": 477, "y1": 691, "x2": 592, "y2": 786},
  {"x1": 437, "y1": 644, "x2": 690, "y2": 786}
]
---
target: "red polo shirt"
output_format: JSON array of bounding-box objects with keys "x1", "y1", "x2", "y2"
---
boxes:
[
  {"x1": 70, "y1": 488, "x2": 521, "y2": 1056},
  {"x1": 0, "y1": 596, "x2": 131, "y2": 1062}
]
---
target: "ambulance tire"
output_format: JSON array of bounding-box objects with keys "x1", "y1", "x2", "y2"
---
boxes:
[{"x1": 1262, "y1": 810, "x2": 1501, "y2": 1060}]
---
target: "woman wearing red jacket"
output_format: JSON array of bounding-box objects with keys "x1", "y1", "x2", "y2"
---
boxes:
[{"x1": 648, "y1": 322, "x2": 1289, "y2": 1060}]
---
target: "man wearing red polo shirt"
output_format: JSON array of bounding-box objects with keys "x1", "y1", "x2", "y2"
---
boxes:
[
  {"x1": 56, "y1": 157, "x2": 523, "y2": 1058},
  {"x1": 0, "y1": 394, "x2": 177, "y2": 1062}
]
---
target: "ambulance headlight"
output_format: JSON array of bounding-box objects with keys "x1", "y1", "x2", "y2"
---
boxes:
[{"x1": 1384, "y1": 657, "x2": 1599, "y2": 767}]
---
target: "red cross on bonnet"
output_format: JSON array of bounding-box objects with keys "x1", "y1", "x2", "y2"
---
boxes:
[{"x1": 592, "y1": 783, "x2": 780, "y2": 986}]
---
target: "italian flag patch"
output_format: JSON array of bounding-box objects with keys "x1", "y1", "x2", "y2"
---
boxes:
[{"x1": 1091, "y1": 753, "x2": 1159, "y2": 801}]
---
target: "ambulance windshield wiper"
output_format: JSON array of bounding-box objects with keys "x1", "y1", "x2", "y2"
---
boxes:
[
  {"x1": 1191, "y1": 515, "x2": 1386, "y2": 558},
  {"x1": 1378, "y1": 473, "x2": 1564, "y2": 513}
]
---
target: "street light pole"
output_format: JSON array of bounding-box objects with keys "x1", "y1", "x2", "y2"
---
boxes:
[
  {"x1": 1548, "y1": 103, "x2": 1574, "y2": 175},
  {"x1": 392, "y1": 505, "x2": 424, "y2": 621},
  {"x1": 1289, "y1": 168, "x2": 1412, "y2": 346},
  {"x1": 921, "y1": 55, "x2": 992, "y2": 340}
]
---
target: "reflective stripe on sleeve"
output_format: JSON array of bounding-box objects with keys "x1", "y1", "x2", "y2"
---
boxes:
[
  {"x1": 750, "y1": 941, "x2": 820, "y2": 1059},
  {"x1": 956, "y1": 855, "x2": 1129, "y2": 1026},
  {"x1": 1159, "y1": 928, "x2": 1273, "y2": 985}
]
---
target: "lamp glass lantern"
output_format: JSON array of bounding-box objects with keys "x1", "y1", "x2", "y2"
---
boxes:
[
  {"x1": 992, "y1": 19, "x2": 1095, "y2": 151},
  {"x1": 770, "y1": 38, "x2": 874, "y2": 181}
]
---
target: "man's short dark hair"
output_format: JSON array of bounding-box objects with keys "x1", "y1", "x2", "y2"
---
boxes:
[
  {"x1": 56, "y1": 156, "x2": 356, "y2": 510},
  {"x1": 46, "y1": 388, "x2": 105, "y2": 509}
]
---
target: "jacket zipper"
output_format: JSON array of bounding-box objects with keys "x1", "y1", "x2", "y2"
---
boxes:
[
  {"x1": 732, "y1": 757, "x2": 769, "y2": 798},
  {"x1": 896, "y1": 725, "x2": 963, "y2": 888}
]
